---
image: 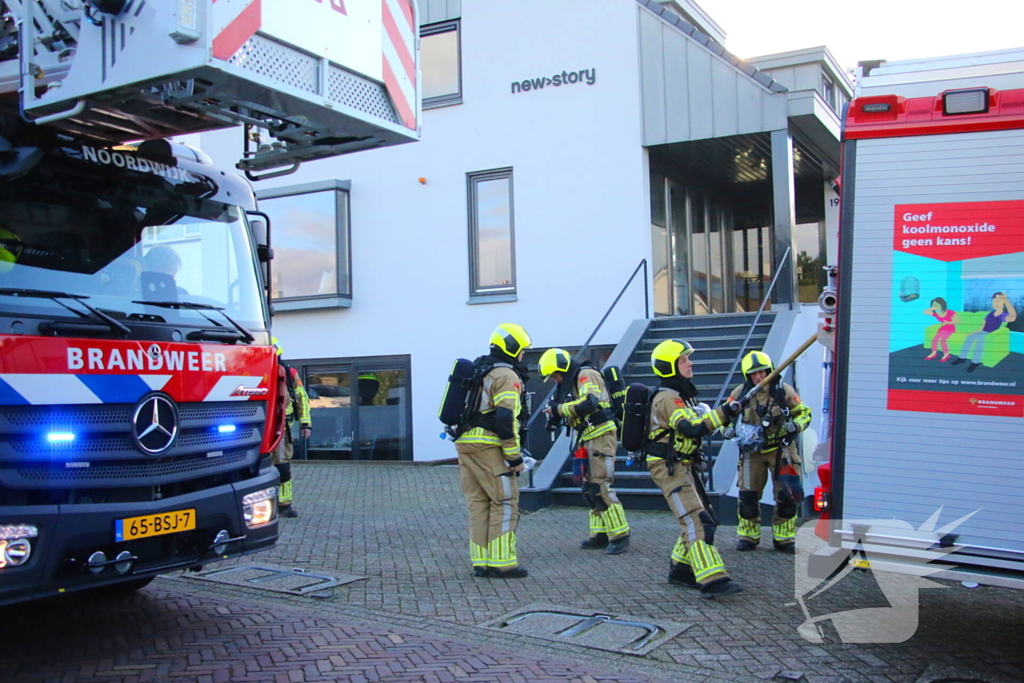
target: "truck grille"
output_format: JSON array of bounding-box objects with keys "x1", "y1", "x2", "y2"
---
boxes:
[{"x1": 17, "y1": 450, "x2": 249, "y2": 482}]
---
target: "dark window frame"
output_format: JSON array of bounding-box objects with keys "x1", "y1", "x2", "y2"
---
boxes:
[
  {"x1": 467, "y1": 167, "x2": 516, "y2": 301},
  {"x1": 256, "y1": 179, "x2": 352, "y2": 311},
  {"x1": 420, "y1": 19, "x2": 462, "y2": 109}
]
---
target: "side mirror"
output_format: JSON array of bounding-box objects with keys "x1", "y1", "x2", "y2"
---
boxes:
[
  {"x1": 250, "y1": 218, "x2": 269, "y2": 252},
  {"x1": 247, "y1": 212, "x2": 274, "y2": 307}
]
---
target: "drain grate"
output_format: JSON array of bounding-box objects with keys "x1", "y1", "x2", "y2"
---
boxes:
[
  {"x1": 187, "y1": 564, "x2": 365, "y2": 597},
  {"x1": 478, "y1": 602, "x2": 690, "y2": 656}
]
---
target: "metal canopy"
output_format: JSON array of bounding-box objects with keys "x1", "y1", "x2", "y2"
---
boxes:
[{"x1": 649, "y1": 133, "x2": 826, "y2": 221}]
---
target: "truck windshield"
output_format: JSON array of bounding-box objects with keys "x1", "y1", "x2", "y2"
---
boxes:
[{"x1": 0, "y1": 142, "x2": 267, "y2": 336}]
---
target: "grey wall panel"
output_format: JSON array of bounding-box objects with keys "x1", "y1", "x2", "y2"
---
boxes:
[
  {"x1": 762, "y1": 95, "x2": 788, "y2": 131},
  {"x1": 711, "y1": 59, "x2": 738, "y2": 137},
  {"x1": 736, "y1": 79, "x2": 763, "y2": 133},
  {"x1": 841, "y1": 128, "x2": 1024, "y2": 555},
  {"x1": 662, "y1": 26, "x2": 691, "y2": 144},
  {"x1": 793, "y1": 63, "x2": 819, "y2": 91},
  {"x1": 686, "y1": 41, "x2": 714, "y2": 140},
  {"x1": 639, "y1": 11, "x2": 667, "y2": 146},
  {"x1": 637, "y1": 4, "x2": 787, "y2": 145},
  {"x1": 419, "y1": 0, "x2": 460, "y2": 25}
]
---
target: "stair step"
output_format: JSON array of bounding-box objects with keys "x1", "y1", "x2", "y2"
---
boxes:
[
  {"x1": 649, "y1": 313, "x2": 774, "y2": 328},
  {"x1": 630, "y1": 333, "x2": 770, "y2": 350},
  {"x1": 644, "y1": 326, "x2": 772, "y2": 340},
  {"x1": 551, "y1": 487, "x2": 665, "y2": 496}
]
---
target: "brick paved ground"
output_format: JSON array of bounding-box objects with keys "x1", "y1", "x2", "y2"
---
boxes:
[{"x1": 3, "y1": 462, "x2": 1024, "y2": 683}]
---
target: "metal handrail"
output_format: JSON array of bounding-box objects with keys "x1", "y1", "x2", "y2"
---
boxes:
[
  {"x1": 706, "y1": 246, "x2": 791, "y2": 489},
  {"x1": 524, "y1": 259, "x2": 648, "y2": 433}
]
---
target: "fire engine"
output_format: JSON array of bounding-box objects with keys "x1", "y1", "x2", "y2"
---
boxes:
[
  {"x1": 0, "y1": 0, "x2": 419, "y2": 604},
  {"x1": 812, "y1": 49, "x2": 1024, "y2": 589}
]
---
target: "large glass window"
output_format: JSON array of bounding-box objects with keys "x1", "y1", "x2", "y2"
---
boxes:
[
  {"x1": 296, "y1": 357, "x2": 411, "y2": 461},
  {"x1": 668, "y1": 180, "x2": 690, "y2": 316},
  {"x1": 421, "y1": 20, "x2": 461, "y2": 108},
  {"x1": 651, "y1": 173, "x2": 671, "y2": 316},
  {"x1": 795, "y1": 220, "x2": 827, "y2": 303},
  {"x1": 468, "y1": 168, "x2": 515, "y2": 298},
  {"x1": 257, "y1": 180, "x2": 350, "y2": 307},
  {"x1": 689, "y1": 193, "x2": 709, "y2": 315}
]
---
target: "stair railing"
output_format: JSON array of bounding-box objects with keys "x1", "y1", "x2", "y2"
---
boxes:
[
  {"x1": 523, "y1": 258, "x2": 648, "y2": 486},
  {"x1": 706, "y1": 246, "x2": 791, "y2": 490}
]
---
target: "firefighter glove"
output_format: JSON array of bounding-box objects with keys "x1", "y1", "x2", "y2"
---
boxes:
[
  {"x1": 722, "y1": 426, "x2": 736, "y2": 440},
  {"x1": 723, "y1": 400, "x2": 742, "y2": 418},
  {"x1": 783, "y1": 421, "x2": 799, "y2": 435}
]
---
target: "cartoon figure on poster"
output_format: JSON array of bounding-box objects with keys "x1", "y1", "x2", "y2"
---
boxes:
[
  {"x1": 887, "y1": 200, "x2": 1024, "y2": 417},
  {"x1": 923, "y1": 298, "x2": 957, "y2": 362}
]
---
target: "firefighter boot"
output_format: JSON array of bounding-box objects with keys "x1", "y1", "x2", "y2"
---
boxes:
[
  {"x1": 580, "y1": 533, "x2": 609, "y2": 549},
  {"x1": 279, "y1": 505, "x2": 298, "y2": 518},
  {"x1": 773, "y1": 540, "x2": 796, "y2": 554},
  {"x1": 605, "y1": 534, "x2": 631, "y2": 555},
  {"x1": 488, "y1": 566, "x2": 528, "y2": 579},
  {"x1": 668, "y1": 562, "x2": 699, "y2": 588},
  {"x1": 700, "y1": 577, "x2": 744, "y2": 599}
]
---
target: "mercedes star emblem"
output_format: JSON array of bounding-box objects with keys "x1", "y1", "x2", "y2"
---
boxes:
[{"x1": 132, "y1": 395, "x2": 178, "y2": 454}]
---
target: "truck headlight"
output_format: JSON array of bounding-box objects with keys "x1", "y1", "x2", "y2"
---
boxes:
[
  {"x1": 0, "y1": 524, "x2": 38, "y2": 569},
  {"x1": 242, "y1": 487, "x2": 278, "y2": 528}
]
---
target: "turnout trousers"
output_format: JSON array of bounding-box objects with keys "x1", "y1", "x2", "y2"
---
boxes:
[
  {"x1": 273, "y1": 424, "x2": 294, "y2": 507},
  {"x1": 647, "y1": 458, "x2": 728, "y2": 586},
  {"x1": 736, "y1": 450, "x2": 797, "y2": 546},
  {"x1": 581, "y1": 433, "x2": 629, "y2": 540},
  {"x1": 455, "y1": 442, "x2": 521, "y2": 570}
]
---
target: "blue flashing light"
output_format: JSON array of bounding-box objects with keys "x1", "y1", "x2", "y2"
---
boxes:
[
  {"x1": 218, "y1": 424, "x2": 237, "y2": 434},
  {"x1": 46, "y1": 432, "x2": 76, "y2": 443}
]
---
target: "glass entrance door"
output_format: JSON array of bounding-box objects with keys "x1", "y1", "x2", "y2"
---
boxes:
[
  {"x1": 305, "y1": 365, "x2": 354, "y2": 459},
  {"x1": 655, "y1": 179, "x2": 737, "y2": 316},
  {"x1": 354, "y1": 364, "x2": 410, "y2": 460},
  {"x1": 302, "y1": 359, "x2": 411, "y2": 461}
]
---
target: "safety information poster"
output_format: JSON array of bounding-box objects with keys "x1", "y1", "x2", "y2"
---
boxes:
[{"x1": 887, "y1": 200, "x2": 1024, "y2": 417}]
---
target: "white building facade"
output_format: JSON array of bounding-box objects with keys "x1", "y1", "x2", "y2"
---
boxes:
[{"x1": 198, "y1": 0, "x2": 852, "y2": 464}]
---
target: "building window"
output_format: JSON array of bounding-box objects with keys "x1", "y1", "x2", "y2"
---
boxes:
[
  {"x1": 421, "y1": 20, "x2": 461, "y2": 108},
  {"x1": 292, "y1": 355, "x2": 413, "y2": 461},
  {"x1": 256, "y1": 180, "x2": 351, "y2": 309},
  {"x1": 822, "y1": 75, "x2": 836, "y2": 111},
  {"x1": 795, "y1": 220, "x2": 827, "y2": 303},
  {"x1": 468, "y1": 168, "x2": 515, "y2": 300}
]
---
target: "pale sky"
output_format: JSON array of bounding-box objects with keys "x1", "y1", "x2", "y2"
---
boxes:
[{"x1": 692, "y1": 0, "x2": 1020, "y2": 77}]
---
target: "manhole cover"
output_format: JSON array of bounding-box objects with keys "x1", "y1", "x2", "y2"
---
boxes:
[
  {"x1": 187, "y1": 564, "x2": 365, "y2": 597},
  {"x1": 479, "y1": 602, "x2": 690, "y2": 656},
  {"x1": 915, "y1": 663, "x2": 1010, "y2": 683}
]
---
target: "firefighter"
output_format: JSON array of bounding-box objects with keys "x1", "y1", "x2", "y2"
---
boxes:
[
  {"x1": 647, "y1": 339, "x2": 744, "y2": 599},
  {"x1": 271, "y1": 337, "x2": 312, "y2": 518},
  {"x1": 454, "y1": 324, "x2": 532, "y2": 579},
  {"x1": 539, "y1": 348, "x2": 630, "y2": 554},
  {"x1": 723, "y1": 351, "x2": 811, "y2": 554},
  {"x1": 0, "y1": 225, "x2": 22, "y2": 274}
]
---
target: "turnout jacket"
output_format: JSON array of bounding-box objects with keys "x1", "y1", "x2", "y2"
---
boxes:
[
  {"x1": 456, "y1": 365, "x2": 525, "y2": 465},
  {"x1": 284, "y1": 365, "x2": 311, "y2": 427},
  {"x1": 727, "y1": 381, "x2": 810, "y2": 462},
  {"x1": 554, "y1": 367, "x2": 616, "y2": 442},
  {"x1": 647, "y1": 387, "x2": 730, "y2": 461}
]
